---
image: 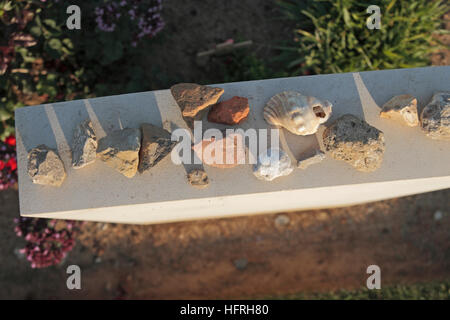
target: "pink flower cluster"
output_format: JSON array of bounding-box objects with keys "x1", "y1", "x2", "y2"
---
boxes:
[
  {"x1": 95, "y1": 0, "x2": 165, "y2": 46},
  {"x1": 0, "y1": 135, "x2": 18, "y2": 191},
  {"x1": 14, "y1": 218, "x2": 84, "y2": 269}
]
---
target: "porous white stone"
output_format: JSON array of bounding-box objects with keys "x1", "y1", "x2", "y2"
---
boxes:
[{"x1": 323, "y1": 114, "x2": 385, "y2": 172}]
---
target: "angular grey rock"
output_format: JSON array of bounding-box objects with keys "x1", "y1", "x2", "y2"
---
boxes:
[
  {"x1": 253, "y1": 148, "x2": 293, "y2": 181},
  {"x1": 187, "y1": 169, "x2": 209, "y2": 188},
  {"x1": 297, "y1": 149, "x2": 326, "y2": 169},
  {"x1": 420, "y1": 92, "x2": 450, "y2": 141},
  {"x1": 71, "y1": 119, "x2": 97, "y2": 169},
  {"x1": 138, "y1": 123, "x2": 177, "y2": 173},
  {"x1": 97, "y1": 128, "x2": 141, "y2": 178},
  {"x1": 27, "y1": 145, "x2": 66, "y2": 187},
  {"x1": 323, "y1": 114, "x2": 385, "y2": 172}
]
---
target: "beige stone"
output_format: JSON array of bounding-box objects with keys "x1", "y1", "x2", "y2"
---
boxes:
[
  {"x1": 97, "y1": 128, "x2": 141, "y2": 178},
  {"x1": 187, "y1": 169, "x2": 209, "y2": 188},
  {"x1": 27, "y1": 145, "x2": 66, "y2": 187},
  {"x1": 380, "y1": 94, "x2": 419, "y2": 127}
]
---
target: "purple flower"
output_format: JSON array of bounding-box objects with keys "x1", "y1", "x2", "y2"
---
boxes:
[
  {"x1": 14, "y1": 217, "x2": 84, "y2": 269},
  {"x1": 94, "y1": 0, "x2": 165, "y2": 46}
]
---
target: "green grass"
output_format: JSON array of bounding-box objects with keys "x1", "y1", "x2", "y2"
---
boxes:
[
  {"x1": 270, "y1": 280, "x2": 450, "y2": 300},
  {"x1": 277, "y1": 0, "x2": 450, "y2": 75}
]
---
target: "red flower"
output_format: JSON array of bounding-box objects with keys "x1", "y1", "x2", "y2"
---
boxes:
[
  {"x1": 5, "y1": 135, "x2": 16, "y2": 147},
  {"x1": 7, "y1": 158, "x2": 17, "y2": 171},
  {"x1": 0, "y1": 160, "x2": 5, "y2": 170}
]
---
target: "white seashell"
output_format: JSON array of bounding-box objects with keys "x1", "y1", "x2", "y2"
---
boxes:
[
  {"x1": 264, "y1": 91, "x2": 332, "y2": 135},
  {"x1": 253, "y1": 148, "x2": 294, "y2": 181}
]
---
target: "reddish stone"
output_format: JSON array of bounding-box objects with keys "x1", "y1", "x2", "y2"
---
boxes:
[
  {"x1": 192, "y1": 132, "x2": 246, "y2": 168},
  {"x1": 207, "y1": 96, "x2": 249, "y2": 125}
]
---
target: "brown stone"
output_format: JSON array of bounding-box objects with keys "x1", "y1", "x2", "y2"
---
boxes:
[
  {"x1": 170, "y1": 83, "x2": 224, "y2": 127},
  {"x1": 187, "y1": 169, "x2": 209, "y2": 188},
  {"x1": 207, "y1": 96, "x2": 249, "y2": 125}
]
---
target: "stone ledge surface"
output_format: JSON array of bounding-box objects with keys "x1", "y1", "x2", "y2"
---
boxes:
[{"x1": 15, "y1": 66, "x2": 450, "y2": 224}]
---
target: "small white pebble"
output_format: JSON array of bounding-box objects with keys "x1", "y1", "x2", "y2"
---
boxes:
[
  {"x1": 275, "y1": 214, "x2": 290, "y2": 227},
  {"x1": 434, "y1": 210, "x2": 443, "y2": 221}
]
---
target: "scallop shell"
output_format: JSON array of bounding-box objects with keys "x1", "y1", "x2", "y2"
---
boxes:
[{"x1": 264, "y1": 91, "x2": 332, "y2": 135}]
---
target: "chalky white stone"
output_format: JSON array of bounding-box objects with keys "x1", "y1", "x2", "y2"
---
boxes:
[
  {"x1": 297, "y1": 149, "x2": 326, "y2": 169},
  {"x1": 253, "y1": 148, "x2": 293, "y2": 181}
]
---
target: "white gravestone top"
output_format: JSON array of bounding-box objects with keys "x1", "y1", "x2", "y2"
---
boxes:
[{"x1": 15, "y1": 66, "x2": 450, "y2": 224}]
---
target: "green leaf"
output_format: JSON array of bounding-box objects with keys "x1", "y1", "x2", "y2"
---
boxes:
[
  {"x1": 43, "y1": 19, "x2": 58, "y2": 29},
  {"x1": 2, "y1": 1, "x2": 12, "y2": 11},
  {"x1": 0, "y1": 108, "x2": 11, "y2": 121},
  {"x1": 48, "y1": 38, "x2": 62, "y2": 51},
  {"x1": 30, "y1": 26, "x2": 42, "y2": 37},
  {"x1": 62, "y1": 38, "x2": 74, "y2": 50}
]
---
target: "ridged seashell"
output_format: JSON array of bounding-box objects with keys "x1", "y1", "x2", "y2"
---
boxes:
[{"x1": 264, "y1": 91, "x2": 332, "y2": 135}]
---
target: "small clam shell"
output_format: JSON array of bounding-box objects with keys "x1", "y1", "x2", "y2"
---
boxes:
[{"x1": 264, "y1": 91, "x2": 332, "y2": 135}]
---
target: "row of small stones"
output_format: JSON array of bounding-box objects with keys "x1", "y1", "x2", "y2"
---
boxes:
[{"x1": 27, "y1": 84, "x2": 449, "y2": 188}]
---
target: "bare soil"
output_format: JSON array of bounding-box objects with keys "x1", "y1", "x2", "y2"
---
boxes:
[
  {"x1": 0, "y1": 2, "x2": 449, "y2": 300},
  {"x1": 0, "y1": 188, "x2": 449, "y2": 299},
  {"x1": 145, "y1": 0, "x2": 293, "y2": 86}
]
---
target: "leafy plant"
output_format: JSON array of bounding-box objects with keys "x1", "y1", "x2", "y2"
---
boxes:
[
  {"x1": 277, "y1": 0, "x2": 450, "y2": 75},
  {"x1": 271, "y1": 280, "x2": 450, "y2": 300},
  {"x1": 0, "y1": 0, "x2": 89, "y2": 139},
  {"x1": 0, "y1": 0, "x2": 166, "y2": 139}
]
